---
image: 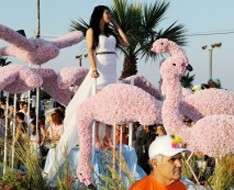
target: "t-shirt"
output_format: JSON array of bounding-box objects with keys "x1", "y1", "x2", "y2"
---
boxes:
[{"x1": 130, "y1": 175, "x2": 187, "y2": 190}]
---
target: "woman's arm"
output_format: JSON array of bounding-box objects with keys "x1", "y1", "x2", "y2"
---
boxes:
[
  {"x1": 86, "y1": 28, "x2": 99, "y2": 78},
  {"x1": 111, "y1": 19, "x2": 129, "y2": 47}
]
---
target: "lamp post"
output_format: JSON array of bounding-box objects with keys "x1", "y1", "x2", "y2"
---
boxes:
[
  {"x1": 75, "y1": 53, "x2": 88, "y2": 67},
  {"x1": 202, "y1": 42, "x2": 222, "y2": 80}
]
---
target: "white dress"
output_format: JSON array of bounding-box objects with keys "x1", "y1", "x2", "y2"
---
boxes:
[{"x1": 43, "y1": 34, "x2": 117, "y2": 180}]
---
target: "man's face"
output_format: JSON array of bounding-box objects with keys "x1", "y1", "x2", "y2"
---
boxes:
[{"x1": 156, "y1": 154, "x2": 183, "y2": 182}]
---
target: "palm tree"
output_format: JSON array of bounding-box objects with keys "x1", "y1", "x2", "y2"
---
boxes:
[
  {"x1": 180, "y1": 72, "x2": 195, "y2": 88},
  {"x1": 71, "y1": 0, "x2": 187, "y2": 79}
]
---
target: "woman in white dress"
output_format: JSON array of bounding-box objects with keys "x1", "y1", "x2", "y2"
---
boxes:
[
  {"x1": 43, "y1": 109, "x2": 64, "y2": 175},
  {"x1": 44, "y1": 5, "x2": 128, "y2": 180}
]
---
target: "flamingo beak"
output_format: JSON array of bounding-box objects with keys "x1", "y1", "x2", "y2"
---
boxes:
[{"x1": 186, "y1": 64, "x2": 193, "y2": 71}]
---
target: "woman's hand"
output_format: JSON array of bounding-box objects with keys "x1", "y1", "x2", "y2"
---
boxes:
[
  {"x1": 111, "y1": 17, "x2": 120, "y2": 29},
  {"x1": 111, "y1": 17, "x2": 129, "y2": 47},
  {"x1": 91, "y1": 69, "x2": 99, "y2": 78}
]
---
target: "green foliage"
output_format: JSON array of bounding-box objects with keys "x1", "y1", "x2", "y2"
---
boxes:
[
  {"x1": 209, "y1": 155, "x2": 234, "y2": 190},
  {"x1": 0, "y1": 56, "x2": 11, "y2": 67},
  {"x1": 97, "y1": 151, "x2": 135, "y2": 190},
  {"x1": 0, "y1": 136, "x2": 49, "y2": 190},
  {"x1": 181, "y1": 72, "x2": 195, "y2": 88}
]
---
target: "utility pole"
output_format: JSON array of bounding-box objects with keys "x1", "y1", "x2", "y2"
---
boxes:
[
  {"x1": 75, "y1": 53, "x2": 88, "y2": 67},
  {"x1": 35, "y1": 0, "x2": 41, "y2": 136},
  {"x1": 202, "y1": 42, "x2": 222, "y2": 80},
  {"x1": 36, "y1": 0, "x2": 40, "y2": 38}
]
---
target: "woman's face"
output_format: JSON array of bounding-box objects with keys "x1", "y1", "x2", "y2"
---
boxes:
[{"x1": 102, "y1": 9, "x2": 112, "y2": 24}]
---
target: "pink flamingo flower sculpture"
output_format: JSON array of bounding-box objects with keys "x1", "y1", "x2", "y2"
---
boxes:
[
  {"x1": 38, "y1": 66, "x2": 89, "y2": 105},
  {"x1": 0, "y1": 64, "x2": 42, "y2": 93},
  {"x1": 33, "y1": 67, "x2": 79, "y2": 106},
  {"x1": 76, "y1": 83, "x2": 162, "y2": 186},
  {"x1": 0, "y1": 64, "x2": 88, "y2": 105},
  {"x1": 151, "y1": 38, "x2": 189, "y2": 64},
  {"x1": 57, "y1": 66, "x2": 88, "y2": 89},
  {"x1": 122, "y1": 74, "x2": 162, "y2": 100},
  {"x1": 0, "y1": 24, "x2": 84, "y2": 65},
  {"x1": 152, "y1": 38, "x2": 234, "y2": 121},
  {"x1": 122, "y1": 74, "x2": 192, "y2": 100},
  {"x1": 160, "y1": 56, "x2": 234, "y2": 159}
]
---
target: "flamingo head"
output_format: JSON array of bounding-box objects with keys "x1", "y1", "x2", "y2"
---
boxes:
[
  {"x1": 160, "y1": 56, "x2": 192, "y2": 79},
  {"x1": 151, "y1": 38, "x2": 170, "y2": 53}
]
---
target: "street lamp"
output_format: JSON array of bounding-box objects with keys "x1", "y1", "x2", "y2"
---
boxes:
[
  {"x1": 75, "y1": 53, "x2": 88, "y2": 67},
  {"x1": 202, "y1": 42, "x2": 222, "y2": 80}
]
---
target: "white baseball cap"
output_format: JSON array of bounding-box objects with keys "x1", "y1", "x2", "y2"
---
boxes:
[{"x1": 148, "y1": 135, "x2": 188, "y2": 159}]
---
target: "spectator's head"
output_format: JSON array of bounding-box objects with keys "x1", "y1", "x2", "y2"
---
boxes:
[
  {"x1": 148, "y1": 135, "x2": 188, "y2": 184},
  {"x1": 156, "y1": 125, "x2": 167, "y2": 136},
  {"x1": 19, "y1": 101, "x2": 28, "y2": 113},
  {"x1": 16, "y1": 112, "x2": 25, "y2": 123}
]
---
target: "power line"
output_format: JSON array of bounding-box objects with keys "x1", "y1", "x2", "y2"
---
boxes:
[
  {"x1": 38, "y1": 28, "x2": 234, "y2": 39},
  {"x1": 188, "y1": 31, "x2": 234, "y2": 37},
  {"x1": 41, "y1": 31, "x2": 234, "y2": 39}
]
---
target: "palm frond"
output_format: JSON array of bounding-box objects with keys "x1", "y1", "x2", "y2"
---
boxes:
[
  {"x1": 139, "y1": 21, "x2": 187, "y2": 61},
  {"x1": 111, "y1": 0, "x2": 128, "y2": 30},
  {"x1": 143, "y1": 1, "x2": 170, "y2": 33},
  {"x1": 157, "y1": 21, "x2": 187, "y2": 46},
  {"x1": 112, "y1": 0, "x2": 143, "y2": 55},
  {"x1": 70, "y1": 18, "x2": 89, "y2": 36},
  {"x1": 0, "y1": 56, "x2": 11, "y2": 67},
  {"x1": 181, "y1": 72, "x2": 195, "y2": 88},
  {"x1": 136, "y1": 31, "x2": 158, "y2": 61}
]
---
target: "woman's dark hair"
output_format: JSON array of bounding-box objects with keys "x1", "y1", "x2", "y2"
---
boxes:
[
  {"x1": 89, "y1": 5, "x2": 115, "y2": 49},
  {"x1": 16, "y1": 112, "x2": 25, "y2": 121}
]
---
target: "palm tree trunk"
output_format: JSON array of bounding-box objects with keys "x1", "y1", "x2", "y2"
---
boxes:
[{"x1": 120, "y1": 55, "x2": 138, "y2": 79}]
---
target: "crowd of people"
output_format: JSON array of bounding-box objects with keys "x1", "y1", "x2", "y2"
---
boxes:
[
  {"x1": 0, "y1": 97, "x2": 65, "y2": 167},
  {"x1": 0, "y1": 94, "x2": 217, "y2": 190}
]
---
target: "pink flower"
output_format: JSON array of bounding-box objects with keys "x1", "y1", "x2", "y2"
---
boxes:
[{"x1": 76, "y1": 83, "x2": 162, "y2": 185}]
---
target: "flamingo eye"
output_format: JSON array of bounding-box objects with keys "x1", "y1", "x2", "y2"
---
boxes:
[
  {"x1": 161, "y1": 42, "x2": 164, "y2": 45},
  {"x1": 172, "y1": 63, "x2": 176, "y2": 66}
]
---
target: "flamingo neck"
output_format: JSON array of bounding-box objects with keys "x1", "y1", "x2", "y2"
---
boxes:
[
  {"x1": 161, "y1": 74, "x2": 189, "y2": 137},
  {"x1": 168, "y1": 42, "x2": 188, "y2": 63}
]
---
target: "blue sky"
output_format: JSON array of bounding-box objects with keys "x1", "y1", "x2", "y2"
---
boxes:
[{"x1": 1, "y1": 0, "x2": 234, "y2": 89}]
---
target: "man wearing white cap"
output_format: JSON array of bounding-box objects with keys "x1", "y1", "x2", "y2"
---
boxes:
[{"x1": 130, "y1": 135, "x2": 188, "y2": 190}]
